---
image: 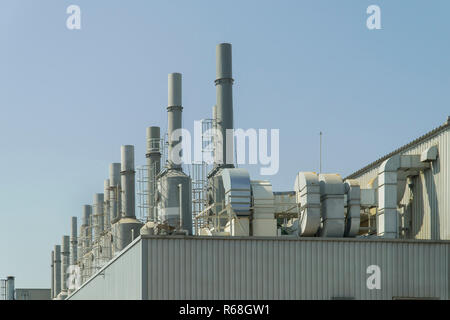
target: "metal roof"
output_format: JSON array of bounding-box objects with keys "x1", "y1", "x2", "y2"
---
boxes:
[{"x1": 346, "y1": 116, "x2": 450, "y2": 180}]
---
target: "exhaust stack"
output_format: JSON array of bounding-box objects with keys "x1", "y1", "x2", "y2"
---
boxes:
[
  {"x1": 167, "y1": 73, "x2": 183, "y2": 170},
  {"x1": 81, "y1": 205, "x2": 92, "y2": 256},
  {"x1": 70, "y1": 217, "x2": 77, "y2": 265},
  {"x1": 215, "y1": 43, "x2": 234, "y2": 166},
  {"x1": 146, "y1": 126, "x2": 161, "y2": 221},
  {"x1": 121, "y1": 145, "x2": 135, "y2": 218},
  {"x1": 93, "y1": 193, "x2": 104, "y2": 240},
  {"x1": 53, "y1": 245, "x2": 61, "y2": 298},
  {"x1": 109, "y1": 163, "x2": 121, "y2": 223},
  {"x1": 60, "y1": 236, "x2": 70, "y2": 295}
]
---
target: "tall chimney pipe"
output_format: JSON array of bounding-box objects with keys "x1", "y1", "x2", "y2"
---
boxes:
[
  {"x1": 167, "y1": 73, "x2": 183, "y2": 170},
  {"x1": 51, "y1": 250, "x2": 54, "y2": 298},
  {"x1": 53, "y1": 245, "x2": 61, "y2": 298},
  {"x1": 70, "y1": 217, "x2": 78, "y2": 265},
  {"x1": 61, "y1": 235, "x2": 70, "y2": 293},
  {"x1": 109, "y1": 163, "x2": 121, "y2": 223},
  {"x1": 81, "y1": 205, "x2": 92, "y2": 256},
  {"x1": 93, "y1": 193, "x2": 104, "y2": 240},
  {"x1": 146, "y1": 126, "x2": 161, "y2": 222},
  {"x1": 121, "y1": 145, "x2": 135, "y2": 218},
  {"x1": 215, "y1": 43, "x2": 234, "y2": 166},
  {"x1": 6, "y1": 276, "x2": 15, "y2": 300},
  {"x1": 104, "y1": 179, "x2": 110, "y2": 228}
]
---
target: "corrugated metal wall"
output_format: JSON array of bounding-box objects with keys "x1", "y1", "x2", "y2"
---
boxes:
[
  {"x1": 144, "y1": 236, "x2": 449, "y2": 300},
  {"x1": 348, "y1": 127, "x2": 449, "y2": 240},
  {"x1": 69, "y1": 240, "x2": 143, "y2": 300}
]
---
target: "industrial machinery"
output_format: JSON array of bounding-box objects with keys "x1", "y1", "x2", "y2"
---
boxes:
[{"x1": 50, "y1": 43, "x2": 446, "y2": 300}]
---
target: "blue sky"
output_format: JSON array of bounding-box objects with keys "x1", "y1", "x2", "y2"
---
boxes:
[{"x1": 0, "y1": 0, "x2": 449, "y2": 288}]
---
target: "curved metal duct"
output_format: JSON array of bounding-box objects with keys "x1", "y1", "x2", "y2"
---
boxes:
[
  {"x1": 343, "y1": 179, "x2": 361, "y2": 237},
  {"x1": 221, "y1": 168, "x2": 251, "y2": 216},
  {"x1": 250, "y1": 180, "x2": 277, "y2": 236},
  {"x1": 319, "y1": 174, "x2": 345, "y2": 237},
  {"x1": 294, "y1": 172, "x2": 321, "y2": 236}
]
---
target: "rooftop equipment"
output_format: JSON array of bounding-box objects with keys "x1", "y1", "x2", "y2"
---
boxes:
[
  {"x1": 116, "y1": 145, "x2": 143, "y2": 251},
  {"x1": 59, "y1": 235, "x2": 70, "y2": 299},
  {"x1": 53, "y1": 245, "x2": 61, "y2": 298},
  {"x1": 80, "y1": 205, "x2": 92, "y2": 257},
  {"x1": 155, "y1": 73, "x2": 192, "y2": 234},
  {"x1": 70, "y1": 217, "x2": 78, "y2": 265},
  {"x1": 214, "y1": 43, "x2": 234, "y2": 167},
  {"x1": 109, "y1": 163, "x2": 121, "y2": 224},
  {"x1": 93, "y1": 193, "x2": 104, "y2": 241},
  {"x1": 6, "y1": 276, "x2": 14, "y2": 300},
  {"x1": 50, "y1": 251, "x2": 54, "y2": 298}
]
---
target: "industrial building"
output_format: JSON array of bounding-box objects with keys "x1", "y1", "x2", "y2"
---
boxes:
[{"x1": 49, "y1": 43, "x2": 449, "y2": 300}]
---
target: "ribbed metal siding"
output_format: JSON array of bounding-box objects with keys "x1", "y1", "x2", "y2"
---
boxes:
[
  {"x1": 145, "y1": 237, "x2": 449, "y2": 300},
  {"x1": 69, "y1": 240, "x2": 143, "y2": 300},
  {"x1": 349, "y1": 128, "x2": 449, "y2": 240}
]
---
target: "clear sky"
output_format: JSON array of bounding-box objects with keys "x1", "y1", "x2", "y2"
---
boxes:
[{"x1": 0, "y1": 0, "x2": 449, "y2": 288}]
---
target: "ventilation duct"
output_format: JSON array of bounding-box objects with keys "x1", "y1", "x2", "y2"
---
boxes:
[
  {"x1": 104, "y1": 179, "x2": 110, "y2": 228},
  {"x1": 343, "y1": 179, "x2": 360, "y2": 237},
  {"x1": 146, "y1": 126, "x2": 161, "y2": 222},
  {"x1": 377, "y1": 154, "x2": 431, "y2": 238},
  {"x1": 93, "y1": 193, "x2": 104, "y2": 241},
  {"x1": 319, "y1": 174, "x2": 345, "y2": 237},
  {"x1": 6, "y1": 276, "x2": 14, "y2": 300},
  {"x1": 294, "y1": 172, "x2": 321, "y2": 236}
]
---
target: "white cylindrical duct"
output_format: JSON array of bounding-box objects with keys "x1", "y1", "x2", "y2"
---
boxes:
[
  {"x1": 121, "y1": 145, "x2": 135, "y2": 218},
  {"x1": 215, "y1": 43, "x2": 234, "y2": 166},
  {"x1": 61, "y1": 236, "x2": 70, "y2": 293},
  {"x1": 109, "y1": 163, "x2": 121, "y2": 223},
  {"x1": 104, "y1": 179, "x2": 111, "y2": 228},
  {"x1": 167, "y1": 73, "x2": 183, "y2": 170},
  {"x1": 70, "y1": 217, "x2": 78, "y2": 265},
  {"x1": 6, "y1": 276, "x2": 14, "y2": 300},
  {"x1": 178, "y1": 184, "x2": 183, "y2": 229},
  {"x1": 146, "y1": 126, "x2": 161, "y2": 222},
  {"x1": 93, "y1": 193, "x2": 104, "y2": 240},
  {"x1": 53, "y1": 245, "x2": 61, "y2": 298}
]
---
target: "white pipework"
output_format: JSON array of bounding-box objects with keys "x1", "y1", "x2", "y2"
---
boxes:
[
  {"x1": 178, "y1": 184, "x2": 183, "y2": 230},
  {"x1": 377, "y1": 154, "x2": 431, "y2": 238}
]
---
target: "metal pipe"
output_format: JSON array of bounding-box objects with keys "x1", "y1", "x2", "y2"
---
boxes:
[
  {"x1": 167, "y1": 73, "x2": 183, "y2": 170},
  {"x1": 53, "y1": 245, "x2": 61, "y2": 298},
  {"x1": 109, "y1": 163, "x2": 121, "y2": 223},
  {"x1": 178, "y1": 183, "x2": 183, "y2": 229},
  {"x1": 104, "y1": 179, "x2": 110, "y2": 228},
  {"x1": 61, "y1": 235, "x2": 70, "y2": 293},
  {"x1": 70, "y1": 217, "x2": 78, "y2": 265},
  {"x1": 215, "y1": 43, "x2": 234, "y2": 166},
  {"x1": 121, "y1": 145, "x2": 135, "y2": 218},
  {"x1": 93, "y1": 193, "x2": 104, "y2": 240},
  {"x1": 51, "y1": 251, "x2": 54, "y2": 298},
  {"x1": 6, "y1": 276, "x2": 14, "y2": 300},
  {"x1": 146, "y1": 126, "x2": 161, "y2": 222},
  {"x1": 81, "y1": 205, "x2": 92, "y2": 255}
]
